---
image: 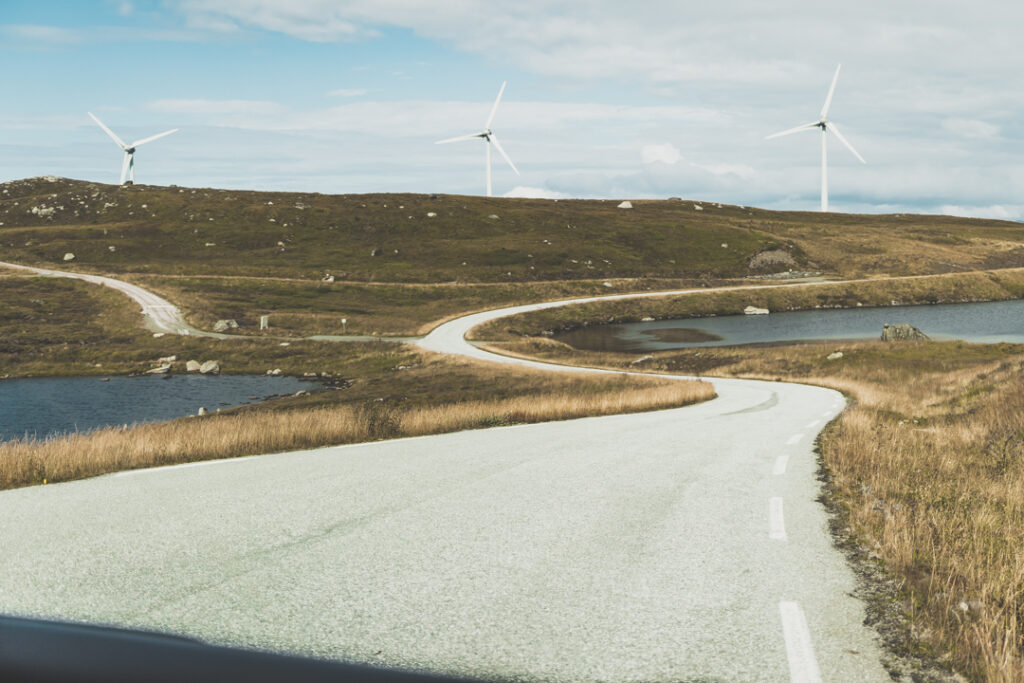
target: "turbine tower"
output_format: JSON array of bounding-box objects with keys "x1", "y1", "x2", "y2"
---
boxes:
[
  {"x1": 436, "y1": 82, "x2": 519, "y2": 197},
  {"x1": 88, "y1": 112, "x2": 179, "y2": 186},
  {"x1": 766, "y1": 64, "x2": 866, "y2": 212}
]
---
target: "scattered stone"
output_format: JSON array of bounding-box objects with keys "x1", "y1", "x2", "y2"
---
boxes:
[
  {"x1": 426, "y1": 212, "x2": 437, "y2": 218},
  {"x1": 279, "y1": 342, "x2": 290, "y2": 347},
  {"x1": 694, "y1": 204, "x2": 703, "y2": 210},
  {"x1": 157, "y1": 355, "x2": 177, "y2": 364},
  {"x1": 721, "y1": 243, "x2": 728, "y2": 248},
  {"x1": 322, "y1": 274, "x2": 335, "y2": 283},
  {"x1": 748, "y1": 249, "x2": 797, "y2": 271},
  {"x1": 294, "y1": 390, "x2": 309, "y2": 397},
  {"x1": 152, "y1": 332, "x2": 165, "y2": 338},
  {"x1": 199, "y1": 360, "x2": 220, "y2": 375},
  {"x1": 146, "y1": 365, "x2": 171, "y2": 375},
  {"x1": 370, "y1": 247, "x2": 382, "y2": 257},
  {"x1": 267, "y1": 368, "x2": 282, "y2": 376},
  {"x1": 205, "y1": 242, "x2": 216, "y2": 247},
  {"x1": 186, "y1": 360, "x2": 201, "y2": 372},
  {"x1": 827, "y1": 351, "x2": 844, "y2": 360},
  {"x1": 602, "y1": 281, "x2": 613, "y2": 288},
  {"x1": 744, "y1": 305, "x2": 770, "y2": 315},
  {"x1": 641, "y1": 316, "x2": 655, "y2": 322},
  {"x1": 63, "y1": 252, "x2": 75, "y2": 261},
  {"x1": 617, "y1": 201, "x2": 632, "y2": 209},
  {"x1": 197, "y1": 407, "x2": 207, "y2": 416},
  {"x1": 487, "y1": 214, "x2": 500, "y2": 220},
  {"x1": 881, "y1": 323, "x2": 930, "y2": 341},
  {"x1": 277, "y1": 241, "x2": 286, "y2": 247},
  {"x1": 213, "y1": 319, "x2": 239, "y2": 332},
  {"x1": 108, "y1": 245, "x2": 116, "y2": 252}
]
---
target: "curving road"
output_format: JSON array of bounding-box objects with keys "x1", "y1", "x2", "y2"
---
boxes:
[{"x1": 0, "y1": 269, "x2": 893, "y2": 681}]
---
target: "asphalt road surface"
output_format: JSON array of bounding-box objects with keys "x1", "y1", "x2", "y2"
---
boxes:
[{"x1": 0, "y1": 277, "x2": 893, "y2": 681}]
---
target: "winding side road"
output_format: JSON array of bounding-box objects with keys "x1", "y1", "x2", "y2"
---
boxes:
[{"x1": 0, "y1": 265, "x2": 893, "y2": 681}]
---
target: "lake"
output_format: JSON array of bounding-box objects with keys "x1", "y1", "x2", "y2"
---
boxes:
[
  {"x1": 0, "y1": 374, "x2": 321, "y2": 443},
  {"x1": 554, "y1": 299, "x2": 1024, "y2": 353}
]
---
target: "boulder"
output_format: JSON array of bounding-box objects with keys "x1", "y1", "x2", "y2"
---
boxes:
[
  {"x1": 617, "y1": 201, "x2": 632, "y2": 209},
  {"x1": 213, "y1": 319, "x2": 239, "y2": 332},
  {"x1": 267, "y1": 368, "x2": 282, "y2": 376},
  {"x1": 157, "y1": 355, "x2": 177, "y2": 364},
  {"x1": 63, "y1": 252, "x2": 75, "y2": 261},
  {"x1": 744, "y1": 305, "x2": 770, "y2": 315},
  {"x1": 199, "y1": 360, "x2": 220, "y2": 375},
  {"x1": 881, "y1": 323, "x2": 930, "y2": 341},
  {"x1": 826, "y1": 351, "x2": 844, "y2": 360},
  {"x1": 145, "y1": 365, "x2": 171, "y2": 375},
  {"x1": 186, "y1": 360, "x2": 201, "y2": 372},
  {"x1": 370, "y1": 247, "x2": 382, "y2": 257},
  {"x1": 197, "y1": 407, "x2": 207, "y2": 416}
]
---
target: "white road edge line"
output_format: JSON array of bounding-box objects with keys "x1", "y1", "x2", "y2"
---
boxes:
[
  {"x1": 779, "y1": 601, "x2": 823, "y2": 683},
  {"x1": 820, "y1": 410, "x2": 833, "y2": 418},
  {"x1": 769, "y1": 497, "x2": 787, "y2": 540},
  {"x1": 786, "y1": 433, "x2": 803, "y2": 445},
  {"x1": 804, "y1": 420, "x2": 821, "y2": 430},
  {"x1": 772, "y1": 455, "x2": 789, "y2": 476}
]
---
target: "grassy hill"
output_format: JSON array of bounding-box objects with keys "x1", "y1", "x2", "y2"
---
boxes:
[{"x1": 3, "y1": 176, "x2": 1024, "y2": 284}]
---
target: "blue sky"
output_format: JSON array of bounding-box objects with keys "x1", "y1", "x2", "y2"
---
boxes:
[{"x1": 2, "y1": 0, "x2": 1022, "y2": 218}]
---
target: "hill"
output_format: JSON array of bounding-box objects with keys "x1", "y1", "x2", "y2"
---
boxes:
[{"x1": 3, "y1": 176, "x2": 1024, "y2": 283}]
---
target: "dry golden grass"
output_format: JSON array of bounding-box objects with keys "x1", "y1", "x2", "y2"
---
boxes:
[
  {"x1": 0, "y1": 370, "x2": 713, "y2": 492},
  {"x1": 496, "y1": 336, "x2": 1024, "y2": 680}
]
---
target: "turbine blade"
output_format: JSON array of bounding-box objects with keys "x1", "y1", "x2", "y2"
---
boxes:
[
  {"x1": 489, "y1": 134, "x2": 519, "y2": 175},
  {"x1": 89, "y1": 112, "x2": 128, "y2": 150},
  {"x1": 820, "y1": 64, "x2": 841, "y2": 119},
  {"x1": 826, "y1": 121, "x2": 866, "y2": 163},
  {"x1": 435, "y1": 133, "x2": 485, "y2": 144},
  {"x1": 120, "y1": 152, "x2": 131, "y2": 185},
  {"x1": 485, "y1": 81, "x2": 507, "y2": 129},
  {"x1": 131, "y1": 128, "x2": 179, "y2": 147},
  {"x1": 765, "y1": 122, "x2": 820, "y2": 140}
]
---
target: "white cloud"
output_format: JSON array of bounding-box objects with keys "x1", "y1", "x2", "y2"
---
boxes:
[
  {"x1": 940, "y1": 204, "x2": 1022, "y2": 220},
  {"x1": 502, "y1": 186, "x2": 572, "y2": 199},
  {"x1": 641, "y1": 143, "x2": 681, "y2": 165},
  {"x1": 941, "y1": 118, "x2": 1000, "y2": 140}
]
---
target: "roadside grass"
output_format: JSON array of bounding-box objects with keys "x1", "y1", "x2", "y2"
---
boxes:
[
  {"x1": 470, "y1": 268, "x2": 1024, "y2": 341},
  {"x1": 490, "y1": 334, "x2": 1024, "y2": 681},
  {"x1": 0, "y1": 366, "x2": 713, "y2": 491},
  {"x1": 4, "y1": 177, "x2": 1024, "y2": 285}
]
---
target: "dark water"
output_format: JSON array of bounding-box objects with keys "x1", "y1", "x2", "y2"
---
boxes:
[
  {"x1": 555, "y1": 299, "x2": 1024, "y2": 353},
  {"x1": 0, "y1": 374, "x2": 321, "y2": 442}
]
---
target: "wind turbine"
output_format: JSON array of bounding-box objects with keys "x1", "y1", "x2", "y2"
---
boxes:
[
  {"x1": 88, "y1": 112, "x2": 179, "y2": 185},
  {"x1": 765, "y1": 64, "x2": 866, "y2": 212},
  {"x1": 436, "y1": 82, "x2": 519, "y2": 197}
]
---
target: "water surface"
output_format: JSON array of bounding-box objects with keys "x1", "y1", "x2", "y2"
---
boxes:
[{"x1": 0, "y1": 374, "x2": 320, "y2": 442}]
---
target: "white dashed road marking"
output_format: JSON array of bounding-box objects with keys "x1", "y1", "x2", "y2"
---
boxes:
[
  {"x1": 786, "y1": 433, "x2": 803, "y2": 445},
  {"x1": 779, "y1": 601, "x2": 823, "y2": 683},
  {"x1": 772, "y1": 455, "x2": 789, "y2": 476}
]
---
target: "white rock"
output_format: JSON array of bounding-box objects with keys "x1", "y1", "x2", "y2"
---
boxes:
[
  {"x1": 743, "y1": 305, "x2": 770, "y2": 315},
  {"x1": 426, "y1": 212, "x2": 437, "y2": 218},
  {"x1": 63, "y1": 252, "x2": 75, "y2": 261},
  {"x1": 157, "y1": 355, "x2": 177, "y2": 364},
  {"x1": 145, "y1": 365, "x2": 171, "y2": 375},
  {"x1": 827, "y1": 351, "x2": 844, "y2": 360},
  {"x1": 641, "y1": 316, "x2": 655, "y2": 322},
  {"x1": 186, "y1": 360, "x2": 201, "y2": 372},
  {"x1": 630, "y1": 355, "x2": 654, "y2": 365},
  {"x1": 152, "y1": 332, "x2": 165, "y2": 338},
  {"x1": 267, "y1": 368, "x2": 282, "y2": 376},
  {"x1": 108, "y1": 245, "x2": 116, "y2": 252},
  {"x1": 694, "y1": 204, "x2": 704, "y2": 211},
  {"x1": 197, "y1": 407, "x2": 207, "y2": 416},
  {"x1": 199, "y1": 360, "x2": 220, "y2": 375},
  {"x1": 602, "y1": 281, "x2": 613, "y2": 288},
  {"x1": 617, "y1": 201, "x2": 632, "y2": 209}
]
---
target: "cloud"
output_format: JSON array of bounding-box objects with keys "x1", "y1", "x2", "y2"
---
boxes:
[
  {"x1": 502, "y1": 186, "x2": 572, "y2": 199},
  {"x1": 174, "y1": 0, "x2": 374, "y2": 41},
  {"x1": 641, "y1": 143, "x2": 681, "y2": 165},
  {"x1": 940, "y1": 204, "x2": 1022, "y2": 220},
  {"x1": 941, "y1": 118, "x2": 1000, "y2": 140}
]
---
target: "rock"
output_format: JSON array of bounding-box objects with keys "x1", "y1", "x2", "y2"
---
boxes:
[
  {"x1": 488, "y1": 214, "x2": 499, "y2": 220},
  {"x1": 602, "y1": 281, "x2": 613, "y2": 288},
  {"x1": 197, "y1": 407, "x2": 207, "y2": 416},
  {"x1": 322, "y1": 274, "x2": 335, "y2": 283},
  {"x1": 213, "y1": 319, "x2": 239, "y2": 332},
  {"x1": 694, "y1": 204, "x2": 703, "y2": 210},
  {"x1": 826, "y1": 351, "x2": 844, "y2": 360},
  {"x1": 881, "y1": 323, "x2": 930, "y2": 341},
  {"x1": 370, "y1": 247, "x2": 382, "y2": 257},
  {"x1": 641, "y1": 316, "x2": 655, "y2": 322},
  {"x1": 199, "y1": 360, "x2": 220, "y2": 375},
  {"x1": 744, "y1": 305, "x2": 770, "y2": 315},
  {"x1": 108, "y1": 245, "x2": 116, "y2": 252},
  {"x1": 63, "y1": 252, "x2": 75, "y2": 261},
  {"x1": 617, "y1": 201, "x2": 632, "y2": 209},
  {"x1": 152, "y1": 332, "x2": 165, "y2": 338},
  {"x1": 186, "y1": 360, "x2": 201, "y2": 372},
  {"x1": 426, "y1": 212, "x2": 437, "y2": 218},
  {"x1": 157, "y1": 355, "x2": 177, "y2": 364},
  {"x1": 146, "y1": 365, "x2": 171, "y2": 375},
  {"x1": 267, "y1": 368, "x2": 282, "y2": 376},
  {"x1": 294, "y1": 390, "x2": 309, "y2": 397},
  {"x1": 630, "y1": 355, "x2": 654, "y2": 365}
]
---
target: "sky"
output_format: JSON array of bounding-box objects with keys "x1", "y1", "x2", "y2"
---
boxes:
[{"x1": 1, "y1": 0, "x2": 1022, "y2": 217}]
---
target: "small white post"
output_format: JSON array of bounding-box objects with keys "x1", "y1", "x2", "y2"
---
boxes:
[
  {"x1": 341, "y1": 317, "x2": 347, "y2": 334},
  {"x1": 260, "y1": 315, "x2": 269, "y2": 330}
]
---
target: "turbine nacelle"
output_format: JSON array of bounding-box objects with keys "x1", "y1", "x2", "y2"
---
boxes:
[{"x1": 88, "y1": 112, "x2": 179, "y2": 185}]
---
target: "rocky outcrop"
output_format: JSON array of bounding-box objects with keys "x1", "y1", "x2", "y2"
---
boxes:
[
  {"x1": 617, "y1": 201, "x2": 633, "y2": 209},
  {"x1": 186, "y1": 360, "x2": 201, "y2": 372},
  {"x1": 744, "y1": 305, "x2": 770, "y2": 315},
  {"x1": 213, "y1": 319, "x2": 239, "y2": 332},
  {"x1": 199, "y1": 360, "x2": 220, "y2": 375},
  {"x1": 881, "y1": 323, "x2": 930, "y2": 341}
]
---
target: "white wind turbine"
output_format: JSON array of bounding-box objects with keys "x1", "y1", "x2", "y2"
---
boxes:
[
  {"x1": 88, "y1": 112, "x2": 179, "y2": 185},
  {"x1": 766, "y1": 64, "x2": 866, "y2": 212},
  {"x1": 436, "y1": 82, "x2": 519, "y2": 197}
]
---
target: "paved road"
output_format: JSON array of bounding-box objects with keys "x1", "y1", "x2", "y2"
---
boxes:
[
  {"x1": 0, "y1": 260, "x2": 201, "y2": 336},
  {"x1": 0, "y1": 271, "x2": 893, "y2": 680}
]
